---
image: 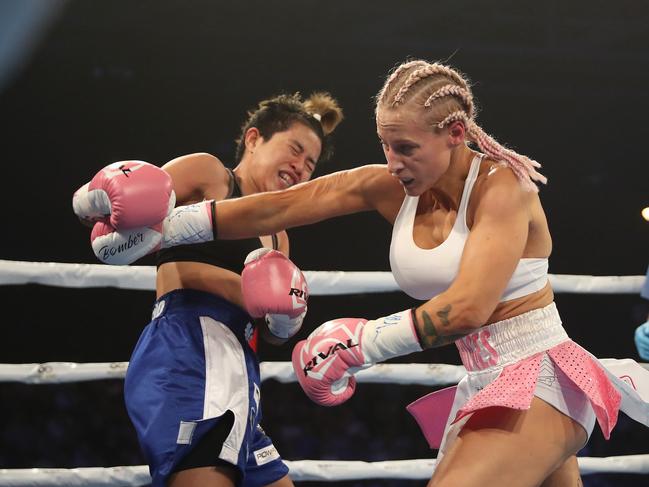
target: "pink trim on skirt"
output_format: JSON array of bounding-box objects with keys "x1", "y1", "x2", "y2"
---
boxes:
[
  {"x1": 453, "y1": 340, "x2": 621, "y2": 439},
  {"x1": 406, "y1": 386, "x2": 457, "y2": 449}
]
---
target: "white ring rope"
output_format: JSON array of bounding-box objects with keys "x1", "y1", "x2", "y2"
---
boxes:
[
  {"x1": 0, "y1": 362, "x2": 467, "y2": 385},
  {"x1": 4, "y1": 360, "x2": 649, "y2": 483},
  {"x1": 2, "y1": 259, "x2": 648, "y2": 483},
  {"x1": 2, "y1": 455, "x2": 649, "y2": 486},
  {"x1": 4, "y1": 361, "x2": 648, "y2": 385},
  {"x1": 0, "y1": 260, "x2": 645, "y2": 294}
]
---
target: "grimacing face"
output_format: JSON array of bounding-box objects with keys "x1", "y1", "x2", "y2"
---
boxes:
[
  {"x1": 248, "y1": 122, "x2": 322, "y2": 192},
  {"x1": 376, "y1": 108, "x2": 453, "y2": 196}
]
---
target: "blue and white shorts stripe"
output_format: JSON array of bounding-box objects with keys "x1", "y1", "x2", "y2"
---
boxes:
[{"x1": 124, "y1": 289, "x2": 289, "y2": 487}]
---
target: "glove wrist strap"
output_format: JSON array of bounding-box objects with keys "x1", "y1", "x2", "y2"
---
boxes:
[
  {"x1": 162, "y1": 201, "x2": 215, "y2": 248},
  {"x1": 360, "y1": 309, "x2": 423, "y2": 364}
]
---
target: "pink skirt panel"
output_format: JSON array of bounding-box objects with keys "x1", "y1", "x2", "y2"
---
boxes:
[
  {"x1": 453, "y1": 340, "x2": 621, "y2": 439},
  {"x1": 406, "y1": 386, "x2": 458, "y2": 449},
  {"x1": 547, "y1": 341, "x2": 620, "y2": 439}
]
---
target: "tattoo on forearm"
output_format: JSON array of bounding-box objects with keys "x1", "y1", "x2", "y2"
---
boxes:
[
  {"x1": 437, "y1": 304, "x2": 451, "y2": 326},
  {"x1": 412, "y1": 307, "x2": 466, "y2": 349}
]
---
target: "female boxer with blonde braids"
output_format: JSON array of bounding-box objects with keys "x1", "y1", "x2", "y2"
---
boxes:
[
  {"x1": 206, "y1": 64, "x2": 593, "y2": 485},
  {"x1": 73, "y1": 92, "x2": 343, "y2": 487},
  {"x1": 99, "y1": 62, "x2": 649, "y2": 486}
]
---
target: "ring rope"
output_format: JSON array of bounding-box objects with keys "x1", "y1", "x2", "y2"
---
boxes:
[
  {"x1": 0, "y1": 362, "x2": 467, "y2": 385},
  {"x1": 3, "y1": 361, "x2": 648, "y2": 385},
  {"x1": 0, "y1": 260, "x2": 645, "y2": 294},
  {"x1": 5, "y1": 361, "x2": 649, "y2": 482},
  {"x1": 3, "y1": 259, "x2": 648, "y2": 483},
  {"x1": 2, "y1": 455, "x2": 649, "y2": 486}
]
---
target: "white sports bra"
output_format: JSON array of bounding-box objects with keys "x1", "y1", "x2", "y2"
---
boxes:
[{"x1": 389, "y1": 155, "x2": 548, "y2": 302}]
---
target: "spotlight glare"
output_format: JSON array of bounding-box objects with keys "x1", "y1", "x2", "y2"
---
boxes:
[{"x1": 642, "y1": 207, "x2": 649, "y2": 222}]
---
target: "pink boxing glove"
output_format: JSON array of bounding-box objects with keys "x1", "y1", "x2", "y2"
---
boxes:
[
  {"x1": 241, "y1": 248, "x2": 308, "y2": 340},
  {"x1": 73, "y1": 161, "x2": 175, "y2": 229},
  {"x1": 292, "y1": 310, "x2": 423, "y2": 406},
  {"x1": 91, "y1": 221, "x2": 164, "y2": 265},
  {"x1": 91, "y1": 200, "x2": 216, "y2": 265}
]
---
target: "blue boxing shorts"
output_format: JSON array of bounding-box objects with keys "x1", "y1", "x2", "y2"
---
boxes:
[{"x1": 124, "y1": 289, "x2": 289, "y2": 487}]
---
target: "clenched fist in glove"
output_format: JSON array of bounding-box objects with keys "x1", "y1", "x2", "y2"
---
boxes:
[
  {"x1": 73, "y1": 161, "x2": 175, "y2": 229},
  {"x1": 73, "y1": 160, "x2": 217, "y2": 266},
  {"x1": 241, "y1": 248, "x2": 308, "y2": 341},
  {"x1": 291, "y1": 310, "x2": 422, "y2": 406},
  {"x1": 90, "y1": 200, "x2": 216, "y2": 265}
]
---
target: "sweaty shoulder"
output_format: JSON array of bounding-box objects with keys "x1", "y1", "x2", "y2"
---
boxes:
[
  {"x1": 352, "y1": 163, "x2": 403, "y2": 208},
  {"x1": 352, "y1": 164, "x2": 398, "y2": 187},
  {"x1": 162, "y1": 152, "x2": 231, "y2": 204},
  {"x1": 470, "y1": 160, "x2": 532, "y2": 221}
]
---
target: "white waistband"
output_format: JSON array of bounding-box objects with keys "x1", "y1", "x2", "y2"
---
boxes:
[{"x1": 455, "y1": 302, "x2": 569, "y2": 372}]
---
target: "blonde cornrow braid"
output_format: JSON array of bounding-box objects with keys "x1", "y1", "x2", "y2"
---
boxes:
[
  {"x1": 425, "y1": 84, "x2": 475, "y2": 118},
  {"x1": 438, "y1": 110, "x2": 547, "y2": 192},
  {"x1": 437, "y1": 110, "x2": 470, "y2": 130},
  {"x1": 392, "y1": 63, "x2": 469, "y2": 107},
  {"x1": 377, "y1": 60, "x2": 427, "y2": 104}
]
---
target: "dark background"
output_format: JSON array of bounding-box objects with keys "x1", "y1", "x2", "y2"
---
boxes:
[{"x1": 1, "y1": 1, "x2": 648, "y2": 485}]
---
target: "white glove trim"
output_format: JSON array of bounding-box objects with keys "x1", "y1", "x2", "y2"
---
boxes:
[
  {"x1": 72, "y1": 183, "x2": 111, "y2": 221},
  {"x1": 161, "y1": 201, "x2": 215, "y2": 248},
  {"x1": 266, "y1": 311, "x2": 305, "y2": 340},
  {"x1": 244, "y1": 247, "x2": 273, "y2": 265},
  {"x1": 360, "y1": 309, "x2": 423, "y2": 364}
]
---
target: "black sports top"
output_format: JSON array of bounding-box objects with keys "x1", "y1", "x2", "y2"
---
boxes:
[{"x1": 156, "y1": 169, "x2": 278, "y2": 274}]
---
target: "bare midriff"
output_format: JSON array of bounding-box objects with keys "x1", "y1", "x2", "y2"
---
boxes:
[
  {"x1": 487, "y1": 282, "x2": 554, "y2": 325},
  {"x1": 156, "y1": 261, "x2": 245, "y2": 309}
]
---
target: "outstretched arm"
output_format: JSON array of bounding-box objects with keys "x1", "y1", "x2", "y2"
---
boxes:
[
  {"x1": 290, "y1": 167, "x2": 535, "y2": 406},
  {"x1": 88, "y1": 163, "x2": 400, "y2": 265},
  {"x1": 215, "y1": 164, "x2": 398, "y2": 239}
]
